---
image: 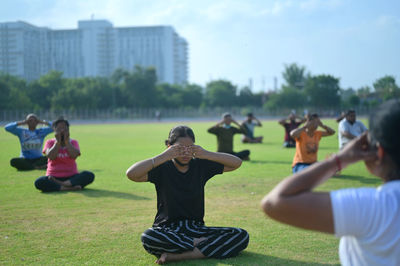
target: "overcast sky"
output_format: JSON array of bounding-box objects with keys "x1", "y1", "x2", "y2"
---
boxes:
[{"x1": 1, "y1": 0, "x2": 399, "y2": 92}]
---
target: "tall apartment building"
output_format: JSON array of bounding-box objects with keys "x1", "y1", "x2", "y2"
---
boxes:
[{"x1": 0, "y1": 20, "x2": 188, "y2": 84}]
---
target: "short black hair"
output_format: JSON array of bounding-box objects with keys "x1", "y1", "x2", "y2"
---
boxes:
[
  {"x1": 369, "y1": 99, "x2": 400, "y2": 169},
  {"x1": 53, "y1": 117, "x2": 69, "y2": 129},
  {"x1": 165, "y1": 125, "x2": 195, "y2": 146},
  {"x1": 247, "y1": 113, "x2": 253, "y2": 117},
  {"x1": 308, "y1": 113, "x2": 319, "y2": 120},
  {"x1": 346, "y1": 110, "x2": 356, "y2": 115}
]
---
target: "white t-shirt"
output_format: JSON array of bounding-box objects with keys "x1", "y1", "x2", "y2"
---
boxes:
[
  {"x1": 338, "y1": 119, "x2": 367, "y2": 149},
  {"x1": 330, "y1": 180, "x2": 400, "y2": 266}
]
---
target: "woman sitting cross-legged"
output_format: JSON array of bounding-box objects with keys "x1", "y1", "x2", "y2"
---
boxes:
[
  {"x1": 126, "y1": 125, "x2": 249, "y2": 264},
  {"x1": 34, "y1": 118, "x2": 94, "y2": 192}
]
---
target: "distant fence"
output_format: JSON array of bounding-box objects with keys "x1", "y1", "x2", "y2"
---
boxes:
[{"x1": 0, "y1": 106, "x2": 373, "y2": 123}]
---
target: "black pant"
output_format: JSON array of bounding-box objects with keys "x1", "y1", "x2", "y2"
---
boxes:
[
  {"x1": 34, "y1": 171, "x2": 95, "y2": 192},
  {"x1": 10, "y1": 157, "x2": 48, "y2": 170},
  {"x1": 142, "y1": 220, "x2": 249, "y2": 259},
  {"x1": 230, "y1": 150, "x2": 250, "y2": 160}
]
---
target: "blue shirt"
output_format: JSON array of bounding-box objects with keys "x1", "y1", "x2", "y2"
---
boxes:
[{"x1": 5, "y1": 122, "x2": 53, "y2": 159}]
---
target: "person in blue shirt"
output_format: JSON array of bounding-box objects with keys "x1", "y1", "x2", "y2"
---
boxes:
[{"x1": 5, "y1": 113, "x2": 53, "y2": 170}]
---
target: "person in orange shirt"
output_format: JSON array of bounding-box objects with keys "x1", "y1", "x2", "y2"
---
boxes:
[{"x1": 290, "y1": 114, "x2": 335, "y2": 173}]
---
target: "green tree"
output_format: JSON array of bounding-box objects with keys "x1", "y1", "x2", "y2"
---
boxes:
[
  {"x1": 264, "y1": 87, "x2": 306, "y2": 110},
  {"x1": 282, "y1": 63, "x2": 309, "y2": 89},
  {"x1": 205, "y1": 80, "x2": 237, "y2": 107},
  {"x1": 120, "y1": 66, "x2": 158, "y2": 108},
  {"x1": 0, "y1": 73, "x2": 31, "y2": 110},
  {"x1": 28, "y1": 71, "x2": 66, "y2": 110},
  {"x1": 181, "y1": 84, "x2": 203, "y2": 108},
  {"x1": 373, "y1": 75, "x2": 400, "y2": 100},
  {"x1": 304, "y1": 75, "x2": 341, "y2": 108}
]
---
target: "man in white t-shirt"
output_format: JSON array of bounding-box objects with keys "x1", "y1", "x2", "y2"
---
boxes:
[
  {"x1": 262, "y1": 99, "x2": 400, "y2": 266},
  {"x1": 338, "y1": 110, "x2": 367, "y2": 149}
]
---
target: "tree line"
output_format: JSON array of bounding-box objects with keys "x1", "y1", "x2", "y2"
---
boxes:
[{"x1": 0, "y1": 64, "x2": 398, "y2": 112}]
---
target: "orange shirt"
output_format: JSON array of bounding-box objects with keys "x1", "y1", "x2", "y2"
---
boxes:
[{"x1": 292, "y1": 130, "x2": 323, "y2": 167}]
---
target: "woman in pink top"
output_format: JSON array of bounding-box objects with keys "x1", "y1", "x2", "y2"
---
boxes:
[{"x1": 34, "y1": 118, "x2": 94, "y2": 192}]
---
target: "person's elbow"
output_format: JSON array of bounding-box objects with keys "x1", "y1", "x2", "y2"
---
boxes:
[
  {"x1": 232, "y1": 157, "x2": 242, "y2": 170},
  {"x1": 126, "y1": 168, "x2": 144, "y2": 182},
  {"x1": 261, "y1": 193, "x2": 281, "y2": 219}
]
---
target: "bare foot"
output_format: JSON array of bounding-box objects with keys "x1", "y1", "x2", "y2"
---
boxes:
[
  {"x1": 60, "y1": 185, "x2": 82, "y2": 191},
  {"x1": 156, "y1": 253, "x2": 168, "y2": 264},
  {"x1": 193, "y1": 237, "x2": 207, "y2": 246},
  {"x1": 48, "y1": 176, "x2": 66, "y2": 186}
]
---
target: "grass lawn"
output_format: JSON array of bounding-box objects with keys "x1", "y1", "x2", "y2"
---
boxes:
[{"x1": 0, "y1": 119, "x2": 378, "y2": 265}]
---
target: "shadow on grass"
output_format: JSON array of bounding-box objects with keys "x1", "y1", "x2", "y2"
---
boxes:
[
  {"x1": 79, "y1": 188, "x2": 150, "y2": 200},
  {"x1": 173, "y1": 251, "x2": 338, "y2": 265},
  {"x1": 43, "y1": 188, "x2": 150, "y2": 200},
  {"x1": 335, "y1": 175, "x2": 381, "y2": 185},
  {"x1": 248, "y1": 160, "x2": 291, "y2": 165}
]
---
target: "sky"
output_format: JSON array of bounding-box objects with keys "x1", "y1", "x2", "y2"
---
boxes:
[{"x1": 1, "y1": 0, "x2": 399, "y2": 92}]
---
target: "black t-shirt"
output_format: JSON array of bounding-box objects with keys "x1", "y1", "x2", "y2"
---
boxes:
[{"x1": 148, "y1": 158, "x2": 224, "y2": 227}]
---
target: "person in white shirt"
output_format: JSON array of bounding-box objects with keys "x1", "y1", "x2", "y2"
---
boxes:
[
  {"x1": 261, "y1": 99, "x2": 400, "y2": 266},
  {"x1": 338, "y1": 110, "x2": 367, "y2": 149}
]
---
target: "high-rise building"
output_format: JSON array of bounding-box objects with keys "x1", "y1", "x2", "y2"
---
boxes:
[{"x1": 0, "y1": 19, "x2": 188, "y2": 84}]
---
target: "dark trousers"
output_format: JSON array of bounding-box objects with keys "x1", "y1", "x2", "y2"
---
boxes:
[
  {"x1": 230, "y1": 150, "x2": 250, "y2": 160},
  {"x1": 34, "y1": 171, "x2": 95, "y2": 192},
  {"x1": 142, "y1": 220, "x2": 249, "y2": 259},
  {"x1": 10, "y1": 156, "x2": 48, "y2": 170}
]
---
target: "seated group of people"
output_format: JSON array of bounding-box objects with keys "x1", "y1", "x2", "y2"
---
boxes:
[
  {"x1": 5, "y1": 100, "x2": 399, "y2": 265},
  {"x1": 5, "y1": 115, "x2": 94, "y2": 192}
]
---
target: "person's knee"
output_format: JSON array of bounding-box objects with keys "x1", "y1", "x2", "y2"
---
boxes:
[
  {"x1": 141, "y1": 228, "x2": 156, "y2": 246},
  {"x1": 10, "y1": 158, "x2": 18, "y2": 167},
  {"x1": 81, "y1": 171, "x2": 95, "y2": 184},
  {"x1": 235, "y1": 228, "x2": 249, "y2": 250},
  {"x1": 34, "y1": 177, "x2": 47, "y2": 191}
]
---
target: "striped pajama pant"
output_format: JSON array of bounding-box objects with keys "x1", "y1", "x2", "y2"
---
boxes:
[{"x1": 141, "y1": 220, "x2": 249, "y2": 259}]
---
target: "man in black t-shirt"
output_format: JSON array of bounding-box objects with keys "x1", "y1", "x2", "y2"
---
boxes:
[{"x1": 126, "y1": 126, "x2": 249, "y2": 264}]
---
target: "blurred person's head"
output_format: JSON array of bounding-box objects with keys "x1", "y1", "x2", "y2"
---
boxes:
[
  {"x1": 306, "y1": 113, "x2": 319, "y2": 132},
  {"x1": 366, "y1": 100, "x2": 400, "y2": 181},
  {"x1": 289, "y1": 113, "x2": 296, "y2": 122},
  {"x1": 246, "y1": 113, "x2": 254, "y2": 122},
  {"x1": 26, "y1": 113, "x2": 39, "y2": 130},
  {"x1": 53, "y1": 117, "x2": 70, "y2": 135},
  {"x1": 345, "y1": 110, "x2": 356, "y2": 124},
  {"x1": 222, "y1": 113, "x2": 232, "y2": 125}
]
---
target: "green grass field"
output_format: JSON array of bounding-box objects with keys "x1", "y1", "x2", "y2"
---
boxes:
[{"x1": 0, "y1": 119, "x2": 379, "y2": 265}]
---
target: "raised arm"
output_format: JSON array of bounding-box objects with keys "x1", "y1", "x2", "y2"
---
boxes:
[
  {"x1": 126, "y1": 144, "x2": 182, "y2": 182},
  {"x1": 318, "y1": 120, "x2": 335, "y2": 137},
  {"x1": 290, "y1": 123, "x2": 308, "y2": 139},
  {"x1": 208, "y1": 121, "x2": 223, "y2": 134},
  {"x1": 192, "y1": 145, "x2": 242, "y2": 172},
  {"x1": 64, "y1": 132, "x2": 80, "y2": 159},
  {"x1": 253, "y1": 116, "x2": 262, "y2": 127},
  {"x1": 4, "y1": 120, "x2": 26, "y2": 134},
  {"x1": 278, "y1": 117, "x2": 288, "y2": 126},
  {"x1": 45, "y1": 138, "x2": 61, "y2": 160},
  {"x1": 261, "y1": 133, "x2": 376, "y2": 234}
]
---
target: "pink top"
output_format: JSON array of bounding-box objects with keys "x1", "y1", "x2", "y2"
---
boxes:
[{"x1": 43, "y1": 139, "x2": 80, "y2": 178}]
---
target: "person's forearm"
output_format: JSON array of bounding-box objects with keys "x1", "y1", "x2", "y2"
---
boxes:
[
  {"x1": 269, "y1": 157, "x2": 338, "y2": 198},
  {"x1": 16, "y1": 120, "x2": 26, "y2": 126},
  {"x1": 201, "y1": 150, "x2": 242, "y2": 170},
  {"x1": 126, "y1": 152, "x2": 170, "y2": 181},
  {"x1": 65, "y1": 142, "x2": 80, "y2": 159},
  {"x1": 290, "y1": 126, "x2": 306, "y2": 139},
  {"x1": 342, "y1": 131, "x2": 356, "y2": 139},
  {"x1": 46, "y1": 142, "x2": 61, "y2": 160},
  {"x1": 321, "y1": 124, "x2": 335, "y2": 135}
]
